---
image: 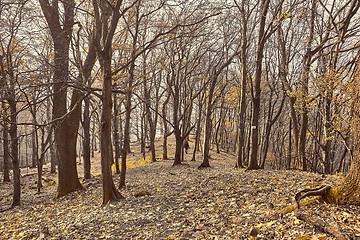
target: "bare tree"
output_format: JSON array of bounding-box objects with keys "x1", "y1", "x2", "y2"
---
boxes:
[
  {"x1": 92, "y1": 0, "x2": 136, "y2": 204},
  {"x1": 39, "y1": 0, "x2": 84, "y2": 197}
]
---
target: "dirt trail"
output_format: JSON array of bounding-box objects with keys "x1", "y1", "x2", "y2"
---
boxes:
[{"x1": 0, "y1": 142, "x2": 359, "y2": 239}]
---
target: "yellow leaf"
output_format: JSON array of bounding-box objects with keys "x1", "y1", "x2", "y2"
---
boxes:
[
  {"x1": 266, "y1": 220, "x2": 276, "y2": 227},
  {"x1": 47, "y1": 180, "x2": 55, "y2": 186},
  {"x1": 294, "y1": 218, "x2": 301, "y2": 225}
]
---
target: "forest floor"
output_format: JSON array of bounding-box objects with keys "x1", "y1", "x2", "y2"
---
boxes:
[{"x1": 0, "y1": 139, "x2": 360, "y2": 239}]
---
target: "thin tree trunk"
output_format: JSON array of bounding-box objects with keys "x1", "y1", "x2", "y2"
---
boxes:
[
  {"x1": 298, "y1": 0, "x2": 317, "y2": 172},
  {"x1": 113, "y1": 94, "x2": 121, "y2": 174},
  {"x1": 31, "y1": 101, "x2": 37, "y2": 168},
  {"x1": 50, "y1": 140, "x2": 57, "y2": 174},
  {"x1": 235, "y1": 0, "x2": 248, "y2": 169},
  {"x1": 214, "y1": 101, "x2": 224, "y2": 154},
  {"x1": 287, "y1": 119, "x2": 292, "y2": 169},
  {"x1": 83, "y1": 97, "x2": 91, "y2": 179},
  {"x1": 278, "y1": 25, "x2": 299, "y2": 167},
  {"x1": 322, "y1": 96, "x2": 332, "y2": 174},
  {"x1": 248, "y1": 0, "x2": 271, "y2": 170},
  {"x1": 46, "y1": 97, "x2": 57, "y2": 174},
  {"x1": 143, "y1": 64, "x2": 158, "y2": 163},
  {"x1": 100, "y1": 56, "x2": 123, "y2": 204},
  {"x1": 192, "y1": 97, "x2": 203, "y2": 161},
  {"x1": 9, "y1": 87, "x2": 20, "y2": 207},
  {"x1": 172, "y1": 80, "x2": 182, "y2": 166},
  {"x1": 162, "y1": 92, "x2": 170, "y2": 160},
  {"x1": 200, "y1": 76, "x2": 216, "y2": 168},
  {"x1": 120, "y1": 53, "x2": 135, "y2": 188},
  {"x1": 2, "y1": 106, "x2": 10, "y2": 182}
]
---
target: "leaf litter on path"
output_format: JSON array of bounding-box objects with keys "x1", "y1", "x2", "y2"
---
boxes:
[{"x1": 0, "y1": 153, "x2": 359, "y2": 239}]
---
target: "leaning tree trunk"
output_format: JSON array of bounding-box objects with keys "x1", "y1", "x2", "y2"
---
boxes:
[
  {"x1": 334, "y1": 153, "x2": 360, "y2": 205},
  {"x1": 331, "y1": 61, "x2": 360, "y2": 205},
  {"x1": 294, "y1": 61, "x2": 360, "y2": 237}
]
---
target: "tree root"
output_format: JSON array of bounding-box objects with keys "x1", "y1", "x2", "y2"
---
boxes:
[
  {"x1": 198, "y1": 162, "x2": 211, "y2": 169},
  {"x1": 293, "y1": 185, "x2": 348, "y2": 240},
  {"x1": 293, "y1": 185, "x2": 331, "y2": 208}
]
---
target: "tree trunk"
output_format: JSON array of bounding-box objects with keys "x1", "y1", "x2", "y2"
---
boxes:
[
  {"x1": 172, "y1": 81, "x2": 183, "y2": 166},
  {"x1": 322, "y1": 96, "x2": 332, "y2": 174},
  {"x1": 143, "y1": 66, "x2": 158, "y2": 163},
  {"x1": 200, "y1": 76, "x2": 216, "y2": 168},
  {"x1": 162, "y1": 92, "x2": 170, "y2": 160},
  {"x1": 2, "y1": 108, "x2": 10, "y2": 182},
  {"x1": 332, "y1": 60, "x2": 360, "y2": 205},
  {"x1": 83, "y1": 96, "x2": 91, "y2": 179},
  {"x1": 119, "y1": 0, "x2": 141, "y2": 186},
  {"x1": 31, "y1": 102, "x2": 37, "y2": 168},
  {"x1": 236, "y1": 61, "x2": 247, "y2": 168},
  {"x1": 113, "y1": 94, "x2": 121, "y2": 174},
  {"x1": 119, "y1": 55, "x2": 135, "y2": 188},
  {"x1": 100, "y1": 57, "x2": 123, "y2": 204},
  {"x1": 192, "y1": 96, "x2": 203, "y2": 161},
  {"x1": 336, "y1": 153, "x2": 360, "y2": 205},
  {"x1": 173, "y1": 129, "x2": 183, "y2": 166},
  {"x1": 248, "y1": 0, "x2": 270, "y2": 170},
  {"x1": 50, "y1": 140, "x2": 57, "y2": 174},
  {"x1": 55, "y1": 89, "x2": 85, "y2": 197},
  {"x1": 287, "y1": 119, "x2": 292, "y2": 169},
  {"x1": 278, "y1": 25, "x2": 299, "y2": 168},
  {"x1": 45, "y1": 96, "x2": 57, "y2": 174},
  {"x1": 39, "y1": 0, "x2": 83, "y2": 198},
  {"x1": 298, "y1": 0, "x2": 317, "y2": 172},
  {"x1": 214, "y1": 101, "x2": 224, "y2": 154},
  {"x1": 9, "y1": 89, "x2": 20, "y2": 207},
  {"x1": 235, "y1": 0, "x2": 249, "y2": 169}
]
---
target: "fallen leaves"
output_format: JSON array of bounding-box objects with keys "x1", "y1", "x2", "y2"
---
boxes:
[{"x1": 0, "y1": 157, "x2": 359, "y2": 239}]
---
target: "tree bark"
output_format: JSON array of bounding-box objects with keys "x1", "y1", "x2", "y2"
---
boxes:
[
  {"x1": 334, "y1": 59, "x2": 360, "y2": 205},
  {"x1": 119, "y1": 0, "x2": 140, "y2": 187},
  {"x1": 39, "y1": 0, "x2": 83, "y2": 197},
  {"x1": 298, "y1": 0, "x2": 317, "y2": 172},
  {"x1": 162, "y1": 92, "x2": 170, "y2": 160},
  {"x1": 143, "y1": 64, "x2": 157, "y2": 163},
  {"x1": 9, "y1": 83, "x2": 20, "y2": 207},
  {"x1": 31, "y1": 100, "x2": 37, "y2": 168},
  {"x1": 248, "y1": 0, "x2": 271, "y2": 170},
  {"x1": 83, "y1": 96, "x2": 91, "y2": 179},
  {"x1": 192, "y1": 94, "x2": 204, "y2": 161},
  {"x1": 200, "y1": 75, "x2": 216, "y2": 168},
  {"x1": 119, "y1": 44, "x2": 135, "y2": 188},
  {"x1": 100, "y1": 57, "x2": 123, "y2": 204},
  {"x1": 2, "y1": 107, "x2": 10, "y2": 182},
  {"x1": 277, "y1": 25, "x2": 299, "y2": 168},
  {"x1": 113, "y1": 94, "x2": 121, "y2": 174}
]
